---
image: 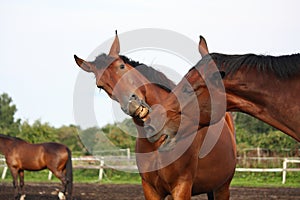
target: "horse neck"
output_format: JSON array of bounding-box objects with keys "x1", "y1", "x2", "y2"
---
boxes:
[
  {"x1": 133, "y1": 84, "x2": 171, "y2": 143},
  {"x1": 223, "y1": 69, "x2": 300, "y2": 141},
  {"x1": 144, "y1": 84, "x2": 170, "y2": 106},
  {"x1": 0, "y1": 135, "x2": 14, "y2": 154}
]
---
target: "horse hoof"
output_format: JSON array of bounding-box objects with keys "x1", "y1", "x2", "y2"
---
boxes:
[
  {"x1": 58, "y1": 191, "x2": 66, "y2": 200},
  {"x1": 19, "y1": 194, "x2": 26, "y2": 200}
]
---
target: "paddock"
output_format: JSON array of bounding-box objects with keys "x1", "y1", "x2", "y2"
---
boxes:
[{"x1": 0, "y1": 183, "x2": 299, "y2": 200}]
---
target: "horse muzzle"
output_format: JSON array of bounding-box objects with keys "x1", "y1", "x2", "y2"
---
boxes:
[{"x1": 122, "y1": 95, "x2": 151, "y2": 119}]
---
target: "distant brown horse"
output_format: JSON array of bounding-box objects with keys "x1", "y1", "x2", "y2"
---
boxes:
[
  {"x1": 74, "y1": 32, "x2": 236, "y2": 199},
  {"x1": 0, "y1": 134, "x2": 73, "y2": 200},
  {"x1": 142, "y1": 36, "x2": 300, "y2": 148}
]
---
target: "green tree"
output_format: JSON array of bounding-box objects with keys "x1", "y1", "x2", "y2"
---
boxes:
[
  {"x1": 19, "y1": 120, "x2": 57, "y2": 143},
  {"x1": 256, "y1": 131, "x2": 299, "y2": 154},
  {"x1": 78, "y1": 126, "x2": 114, "y2": 154},
  {"x1": 0, "y1": 93, "x2": 21, "y2": 135},
  {"x1": 57, "y1": 125, "x2": 86, "y2": 154},
  {"x1": 235, "y1": 113, "x2": 299, "y2": 156},
  {"x1": 104, "y1": 123, "x2": 136, "y2": 150},
  {"x1": 235, "y1": 113, "x2": 276, "y2": 134}
]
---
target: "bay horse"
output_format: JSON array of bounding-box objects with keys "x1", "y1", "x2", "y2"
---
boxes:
[
  {"x1": 74, "y1": 32, "x2": 236, "y2": 199},
  {"x1": 0, "y1": 134, "x2": 73, "y2": 200},
  {"x1": 143, "y1": 36, "x2": 300, "y2": 148},
  {"x1": 195, "y1": 36, "x2": 300, "y2": 142}
]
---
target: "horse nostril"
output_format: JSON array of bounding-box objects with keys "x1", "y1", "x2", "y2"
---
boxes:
[{"x1": 130, "y1": 94, "x2": 137, "y2": 100}]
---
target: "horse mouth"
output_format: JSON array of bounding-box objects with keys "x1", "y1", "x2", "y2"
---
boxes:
[
  {"x1": 128, "y1": 98, "x2": 150, "y2": 119},
  {"x1": 133, "y1": 104, "x2": 149, "y2": 119}
]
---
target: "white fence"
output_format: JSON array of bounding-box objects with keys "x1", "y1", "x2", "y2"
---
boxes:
[
  {"x1": 236, "y1": 158, "x2": 300, "y2": 184},
  {"x1": 0, "y1": 155, "x2": 137, "y2": 181},
  {"x1": 0, "y1": 157, "x2": 299, "y2": 184}
]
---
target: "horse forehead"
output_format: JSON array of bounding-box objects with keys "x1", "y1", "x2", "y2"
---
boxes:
[{"x1": 94, "y1": 54, "x2": 117, "y2": 69}]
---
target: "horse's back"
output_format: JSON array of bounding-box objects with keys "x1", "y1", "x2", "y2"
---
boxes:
[{"x1": 42, "y1": 142, "x2": 69, "y2": 154}]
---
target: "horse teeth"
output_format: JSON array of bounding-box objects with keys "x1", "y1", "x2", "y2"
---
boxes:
[
  {"x1": 139, "y1": 107, "x2": 149, "y2": 118},
  {"x1": 134, "y1": 106, "x2": 142, "y2": 116}
]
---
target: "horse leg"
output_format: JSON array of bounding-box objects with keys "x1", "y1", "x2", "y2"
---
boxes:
[
  {"x1": 9, "y1": 167, "x2": 20, "y2": 200},
  {"x1": 213, "y1": 180, "x2": 231, "y2": 200},
  {"x1": 19, "y1": 170, "x2": 26, "y2": 200},
  {"x1": 171, "y1": 181, "x2": 192, "y2": 200},
  {"x1": 52, "y1": 170, "x2": 67, "y2": 200},
  {"x1": 142, "y1": 179, "x2": 164, "y2": 200}
]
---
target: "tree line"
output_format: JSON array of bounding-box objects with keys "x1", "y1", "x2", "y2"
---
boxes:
[{"x1": 0, "y1": 93, "x2": 298, "y2": 156}]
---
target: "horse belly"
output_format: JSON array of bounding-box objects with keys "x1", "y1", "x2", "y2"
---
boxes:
[
  {"x1": 21, "y1": 158, "x2": 47, "y2": 171},
  {"x1": 19, "y1": 151, "x2": 47, "y2": 171},
  {"x1": 192, "y1": 164, "x2": 234, "y2": 194}
]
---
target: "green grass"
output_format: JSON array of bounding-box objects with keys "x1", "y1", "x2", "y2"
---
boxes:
[
  {"x1": 0, "y1": 168, "x2": 299, "y2": 188},
  {"x1": 0, "y1": 168, "x2": 141, "y2": 184},
  {"x1": 231, "y1": 171, "x2": 300, "y2": 188}
]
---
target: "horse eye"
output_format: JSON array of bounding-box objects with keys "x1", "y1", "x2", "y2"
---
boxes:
[{"x1": 120, "y1": 64, "x2": 125, "y2": 69}]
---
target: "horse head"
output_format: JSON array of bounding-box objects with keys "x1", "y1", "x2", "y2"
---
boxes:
[
  {"x1": 74, "y1": 31, "x2": 151, "y2": 119},
  {"x1": 142, "y1": 36, "x2": 227, "y2": 148}
]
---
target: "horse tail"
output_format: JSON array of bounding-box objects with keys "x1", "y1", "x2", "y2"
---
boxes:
[{"x1": 66, "y1": 147, "x2": 73, "y2": 200}]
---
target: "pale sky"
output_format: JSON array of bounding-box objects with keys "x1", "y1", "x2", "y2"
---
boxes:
[{"x1": 1, "y1": 0, "x2": 299, "y2": 128}]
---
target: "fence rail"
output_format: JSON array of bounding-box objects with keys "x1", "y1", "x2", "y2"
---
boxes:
[{"x1": 0, "y1": 157, "x2": 299, "y2": 184}]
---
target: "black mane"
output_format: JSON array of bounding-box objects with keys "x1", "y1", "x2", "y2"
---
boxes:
[
  {"x1": 91, "y1": 53, "x2": 175, "y2": 91},
  {"x1": 203, "y1": 53, "x2": 300, "y2": 79},
  {"x1": 120, "y1": 55, "x2": 177, "y2": 92}
]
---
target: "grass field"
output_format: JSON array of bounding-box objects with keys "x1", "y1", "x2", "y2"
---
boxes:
[{"x1": 0, "y1": 168, "x2": 299, "y2": 188}]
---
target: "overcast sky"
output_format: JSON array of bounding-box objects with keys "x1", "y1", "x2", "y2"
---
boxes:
[{"x1": 0, "y1": 0, "x2": 299, "y2": 129}]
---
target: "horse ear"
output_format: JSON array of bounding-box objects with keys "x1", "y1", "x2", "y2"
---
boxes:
[
  {"x1": 109, "y1": 30, "x2": 120, "y2": 57},
  {"x1": 74, "y1": 55, "x2": 94, "y2": 73},
  {"x1": 198, "y1": 35, "x2": 209, "y2": 57}
]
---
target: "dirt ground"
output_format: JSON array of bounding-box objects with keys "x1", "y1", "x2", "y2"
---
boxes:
[{"x1": 0, "y1": 182, "x2": 299, "y2": 200}]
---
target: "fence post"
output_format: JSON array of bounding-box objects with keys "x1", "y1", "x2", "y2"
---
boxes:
[
  {"x1": 48, "y1": 171, "x2": 53, "y2": 180},
  {"x1": 1, "y1": 166, "x2": 8, "y2": 179},
  {"x1": 257, "y1": 147, "x2": 261, "y2": 164},
  {"x1": 127, "y1": 148, "x2": 130, "y2": 160},
  {"x1": 282, "y1": 158, "x2": 287, "y2": 184},
  {"x1": 99, "y1": 157, "x2": 104, "y2": 181}
]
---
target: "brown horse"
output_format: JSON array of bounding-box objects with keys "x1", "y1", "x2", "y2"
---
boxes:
[
  {"x1": 0, "y1": 134, "x2": 73, "y2": 200},
  {"x1": 144, "y1": 36, "x2": 300, "y2": 147},
  {"x1": 74, "y1": 32, "x2": 236, "y2": 199},
  {"x1": 196, "y1": 36, "x2": 300, "y2": 141}
]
